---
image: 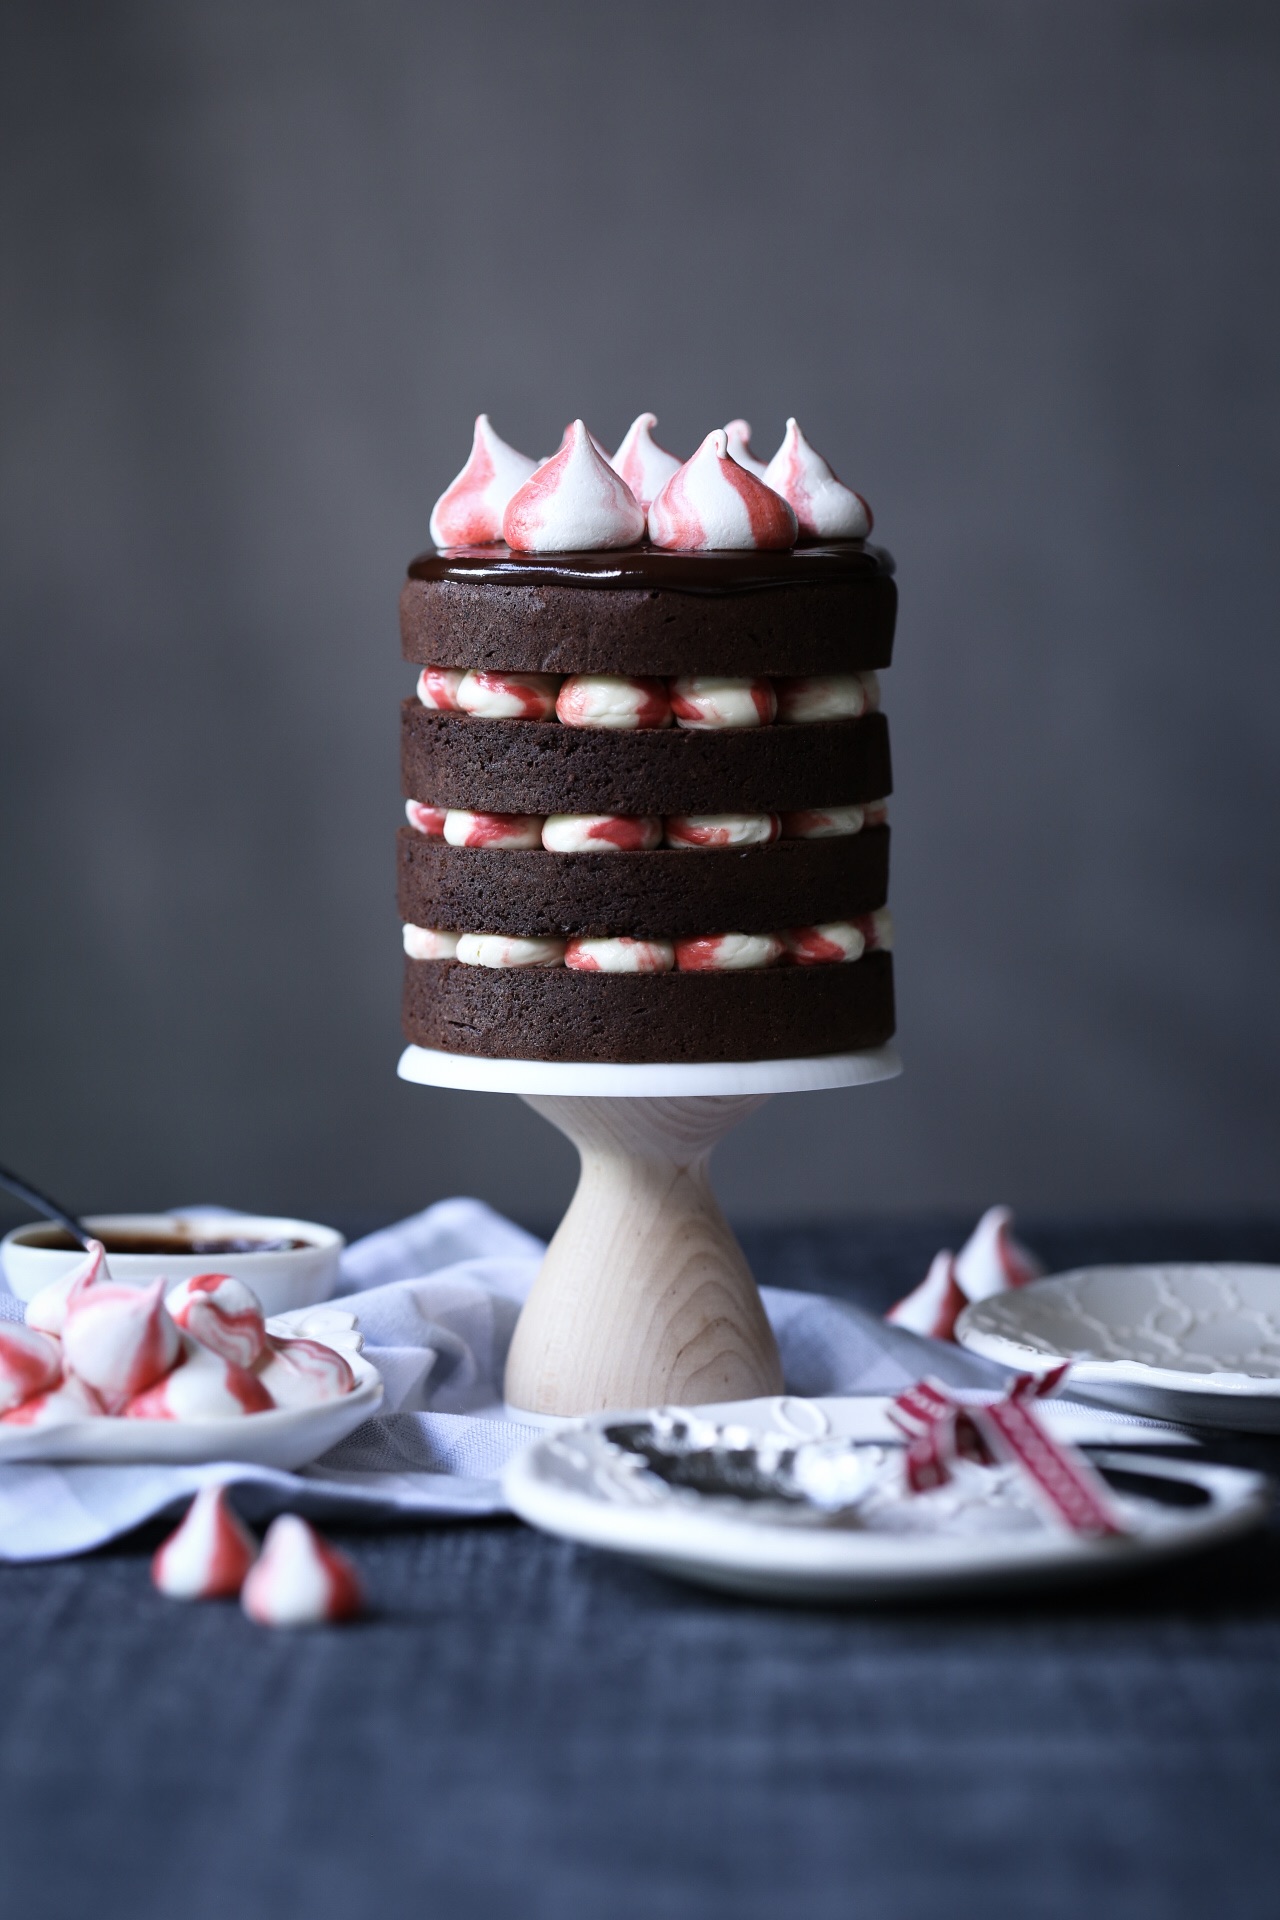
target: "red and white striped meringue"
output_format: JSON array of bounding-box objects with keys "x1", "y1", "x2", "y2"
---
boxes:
[
  {"x1": 416, "y1": 666, "x2": 466, "y2": 713},
  {"x1": 62, "y1": 1277, "x2": 181, "y2": 1409},
  {"x1": 674, "y1": 933, "x2": 786, "y2": 971},
  {"x1": 775, "y1": 672, "x2": 879, "y2": 724},
  {"x1": 723, "y1": 419, "x2": 770, "y2": 479},
  {"x1": 564, "y1": 937, "x2": 675, "y2": 974},
  {"x1": 0, "y1": 1325, "x2": 63, "y2": 1413},
  {"x1": 166, "y1": 1273, "x2": 267, "y2": 1370},
  {"x1": 24, "y1": 1238, "x2": 106, "y2": 1337},
  {"x1": 782, "y1": 922, "x2": 868, "y2": 965},
  {"x1": 403, "y1": 925, "x2": 460, "y2": 960},
  {"x1": 954, "y1": 1206, "x2": 1044, "y2": 1303},
  {"x1": 429, "y1": 414, "x2": 537, "y2": 548},
  {"x1": 781, "y1": 804, "x2": 868, "y2": 839},
  {"x1": 763, "y1": 418, "x2": 872, "y2": 541},
  {"x1": 1, "y1": 1373, "x2": 105, "y2": 1428},
  {"x1": 455, "y1": 670, "x2": 561, "y2": 721},
  {"x1": 670, "y1": 675, "x2": 777, "y2": 730},
  {"x1": 609, "y1": 413, "x2": 682, "y2": 512},
  {"x1": 855, "y1": 908, "x2": 893, "y2": 951},
  {"x1": 405, "y1": 800, "x2": 447, "y2": 838},
  {"x1": 152, "y1": 1486, "x2": 259, "y2": 1600},
  {"x1": 443, "y1": 809, "x2": 543, "y2": 850},
  {"x1": 504, "y1": 420, "x2": 645, "y2": 553},
  {"x1": 648, "y1": 429, "x2": 797, "y2": 552},
  {"x1": 885, "y1": 1251, "x2": 968, "y2": 1341},
  {"x1": 256, "y1": 1336, "x2": 357, "y2": 1411},
  {"x1": 542, "y1": 814, "x2": 663, "y2": 853},
  {"x1": 665, "y1": 814, "x2": 780, "y2": 849},
  {"x1": 556, "y1": 674, "x2": 671, "y2": 730},
  {"x1": 125, "y1": 1338, "x2": 275, "y2": 1419},
  {"x1": 455, "y1": 933, "x2": 565, "y2": 969},
  {"x1": 241, "y1": 1514, "x2": 364, "y2": 1627}
]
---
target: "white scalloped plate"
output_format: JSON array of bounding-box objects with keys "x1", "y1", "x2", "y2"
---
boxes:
[
  {"x1": 957, "y1": 1266, "x2": 1280, "y2": 1430},
  {"x1": 503, "y1": 1396, "x2": 1265, "y2": 1602},
  {"x1": 0, "y1": 1339, "x2": 383, "y2": 1468}
]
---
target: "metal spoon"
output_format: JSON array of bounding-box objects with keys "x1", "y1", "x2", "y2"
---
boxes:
[{"x1": 0, "y1": 1163, "x2": 93, "y2": 1250}]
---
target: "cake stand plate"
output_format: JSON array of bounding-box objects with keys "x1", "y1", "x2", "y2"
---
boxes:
[{"x1": 398, "y1": 1044, "x2": 901, "y2": 1419}]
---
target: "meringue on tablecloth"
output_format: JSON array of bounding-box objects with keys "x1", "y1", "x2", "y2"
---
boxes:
[{"x1": 0, "y1": 1197, "x2": 1028, "y2": 1561}]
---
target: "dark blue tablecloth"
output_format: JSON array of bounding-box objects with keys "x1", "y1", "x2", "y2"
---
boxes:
[{"x1": 5, "y1": 1217, "x2": 1280, "y2": 1920}]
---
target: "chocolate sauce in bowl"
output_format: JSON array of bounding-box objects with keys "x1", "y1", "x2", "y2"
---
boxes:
[{"x1": 19, "y1": 1228, "x2": 310, "y2": 1255}]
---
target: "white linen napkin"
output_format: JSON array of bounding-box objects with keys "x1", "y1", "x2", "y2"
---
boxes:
[{"x1": 0, "y1": 1198, "x2": 1167, "y2": 1562}]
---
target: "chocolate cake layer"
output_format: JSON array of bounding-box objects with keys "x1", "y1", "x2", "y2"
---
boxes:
[
  {"x1": 402, "y1": 951, "x2": 895, "y2": 1063},
  {"x1": 397, "y1": 826, "x2": 890, "y2": 939},
  {"x1": 401, "y1": 705, "x2": 892, "y2": 815},
  {"x1": 401, "y1": 544, "x2": 896, "y2": 676}
]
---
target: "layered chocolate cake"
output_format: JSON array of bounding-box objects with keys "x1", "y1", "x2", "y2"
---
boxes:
[{"x1": 399, "y1": 413, "x2": 897, "y2": 1063}]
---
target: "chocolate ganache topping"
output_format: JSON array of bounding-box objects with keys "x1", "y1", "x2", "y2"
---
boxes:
[{"x1": 407, "y1": 541, "x2": 895, "y2": 594}]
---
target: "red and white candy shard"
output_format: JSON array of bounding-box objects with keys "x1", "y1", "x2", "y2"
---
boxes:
[
  {"x1": 954, "y1": 1207, "x2": 1044, "y2": 1303},
  {"x1": 648, "y1": 429, "x2": 797, "y2": 551},
  {"x1": 763, "y1": 418, "x2": 872, "y2": 541},
  {"x1": 443, "y1": 809, "x2": 544, "y2": 850},
  {"x1": 0, "y1": 1325, "x2": 63, "y2": 1414},
  {"x1": 503, "y1": 420, "x2": 645, "y2": 553},
  {"x1": 782, "y1": 922, "x2": 868, "y2": 966},
  {"x1": 564, "y1": 937, "x2": 675, "y2": 974},
  {"x1": 429, "y1": 414, "x2": 537, "y2": 548},
  {"x1": 152, "y1": 1486, "x2": 259, "y2": 1600},
  {"x1": 257, "y1": 1336, "x2": 356, "y2": 1411},
  {"x1": 24, "y1": 1237, "x2": 106, "y2": 1337},
  {"x1": 125, "y1": 1339, "x2": 276, "y2": 1419},
  {"x1": 455, "y1": 933, "x2": 565, "y2": 970},
  {"x1": 556, "y1": 674, "x2": 671, "y2": 730},
  {"x1": 609, "y1": 413, "x2": 682, "y2": 512},
  {"x1": 241, "y1": 1514, "x2": 364, "y2": 1628},
  {"x1": 781, "y1": 805, "x2": 867, "y2": 839},
  {"x1": 775, "y1": 672, "x2": 878, "y2": 724},
  {"x1": 62, "y1": 1277, "x2": 181, "y2": 1409},
  {"x1": 665, "y1": 813, "x2": 780, "y2": 849},
  {"x1": 1, "y1": 1373, "x2": 105, "y2": 1428},
  {"x1": 670, "y1": 675, "x2": 777, "y2": 729},
  {"x1": 416, "y1": 666, "x2": 466, "y2": 713},
  {"x1": 455, "y1": 669, "x2": 561, "y2": 721},
  {"x1": 166, "y1": 1273, "x2": 267, "y2": 1369},
  {"x1": 723, "y1": 419, "x2": 770, "y2": 479},
  {"x1": 403, "y1": 925, "x2": 460, "y2": 960},
  {"x1": 674, "y1": 933, "x2": 785, "y2": 972},
  {"x1": 885, "y1": 1250, "x2": 968, "y2": 1341},
  {"x1": 542, "y1": 814, "x2": 663, "y2": 852},
  {"x1": 405, "y1": 800, "x2": 447, "y2": 838}
]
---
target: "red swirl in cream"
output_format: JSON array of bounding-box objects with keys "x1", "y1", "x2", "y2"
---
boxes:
[
  {"x1": 670, "y1": 675, "x2": 777, "y2": 729},
  {"x1": 648, "y1": 430, "x2": 797, "y2": 552},
  {"x1": 405, "y1": 800, "x2": 447, "y2": 838},
  {"x1": 455, "y1": 670, "x2": 561, "y2": 721},
  {"x1": 429, "y1": 414, "x2": 537, "y2": 548},
  {"x1": 763, "y1": 418, "x2": 872, "y2": 541},
  {"x1": 416, "y1": 667, "x2": 465, "y2": 713},
  {"x1": 504, "y1": 420, "x2": 645, "y2": 553},
  {"x1": 556, "y1": 674, "x2": 671, "y2": 730},
  {"x1": 443, "y1": 810, "x2": 543, "y2": 850},
  {"x1": 610, "y1": 414, "x2": 682, "y2": 512},
  {"x1": 542, "y1": 814, "x2": 663, "y2": 852},
  {"x1": 565, "y1": 937, "x2": 675, "y2": 974}
]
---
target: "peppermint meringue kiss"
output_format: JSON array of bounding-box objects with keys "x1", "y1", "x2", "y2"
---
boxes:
[
  {"x1": 763, "y1": 418, "x2": 872, "y2": 541},
  {"x1": 648, "y1": 430, "x2": 797, "y2": 551},
  {"x1": 166, "y1": 1273, "x2": 268, "y2": 1369},
  {"x1": 152, "y1": 1486, "x2": 259, "y2": 1600},
  {"x1": 62, "y1": 1277, "x2": 181, "y2": 1409},
  {"x1": 429, "y1": 415, "x2": 537, "y2": 548},
  {"x1": 0, "y1": 1325, "x2": 63, "y2": 1413},
  {"x1": 257, "y1": 1335, "x2": 357, "y2": 1410},
  {"x1": 609, "y1": 413, "x2": 682, "y2": 512},
  {"x1": 723, "y1": 419, "x2": 770, "y2": 478},
  {"x1": 240, "y1": 1514, "x2": 365, "y2": 1627},
  {"x1": 25, "y1": 1238, "x2": 106, "y2": 1336},
  {"x1": 503, "y1": 420, "x2": 645, "y2": 553},
  {"x1": 125, "y1": 1340, "x2": 275, "y2": 1420}
]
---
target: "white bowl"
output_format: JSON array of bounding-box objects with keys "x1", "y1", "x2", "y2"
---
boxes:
[{"x1": 1, "y1": 1211, "x2": 344, "y2": 1317}]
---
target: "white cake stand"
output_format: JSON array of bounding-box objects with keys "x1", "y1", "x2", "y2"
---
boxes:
[{"x1": 398, "y1": 1043, "x2": 901, "y2": 1418}]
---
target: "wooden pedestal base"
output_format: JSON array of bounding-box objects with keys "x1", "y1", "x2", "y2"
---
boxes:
[{"x1": 504, "y1": 1093, "x2": 784, "y2": 1418}]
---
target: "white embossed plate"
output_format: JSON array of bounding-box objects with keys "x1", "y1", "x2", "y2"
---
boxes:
[
  {"x1": 957, "y1": 1266, "x2": 1280, "y2": 1429},
  {"x1": 0, "y1": 1311, "x2": 382, "y2": 1468},
  {"x1": 503, "y1": 1396, "x2": 1265, "y2": 1602}
]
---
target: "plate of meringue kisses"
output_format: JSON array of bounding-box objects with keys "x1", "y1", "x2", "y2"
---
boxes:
[{"x1": 0, "y1": 1242, "x2": 382, "y2": 1468}]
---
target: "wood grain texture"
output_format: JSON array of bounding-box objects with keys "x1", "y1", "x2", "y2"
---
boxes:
[{"x1": 504, "y1": 1093, "x2": 784, "y2": 1416}]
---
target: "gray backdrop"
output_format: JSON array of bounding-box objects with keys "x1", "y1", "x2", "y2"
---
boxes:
[{"x1": 2, "y1": 1, "x2": 1278, "y2": 1232}]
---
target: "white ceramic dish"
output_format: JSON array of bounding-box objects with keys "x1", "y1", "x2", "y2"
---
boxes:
[
  {"x1": 503, "y1": 1395, "x2": 1265, "y2": 1602},
  {"x1": 1, "y1": 1211, "x2": 344, "y2": 1316},
  {"x1": 398, "y1": 1042, "x2": 901, "y2": 1098},
  {"x1": 956, "y1": 1266, "x2": 1280, "y2": 1430}
]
